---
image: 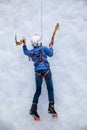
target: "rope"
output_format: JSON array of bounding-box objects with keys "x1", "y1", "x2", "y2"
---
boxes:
[
  {"x1": 58, "y1": 19, "x2": 87, "y2": 22},
  {"x1": 41, "y1": 0, "x2": 43, "y2": 40}
]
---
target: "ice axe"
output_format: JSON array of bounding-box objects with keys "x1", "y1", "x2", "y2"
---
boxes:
[
  {"x1": 49, "y1": 23, "x2": 59, "y2": 46},
  {"x1": 15, "y1": 34, "x2": 26, "y2": 46},
  {"x1": 51, "y1": 23, "x2": 59, "y2": 44}
]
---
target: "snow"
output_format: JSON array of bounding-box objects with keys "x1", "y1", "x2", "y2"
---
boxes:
[{"x1": 0, "y1": 0, "x2": 87, "y2": 130}]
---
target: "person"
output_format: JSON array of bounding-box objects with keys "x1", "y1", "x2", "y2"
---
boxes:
[{"x1": 22, "y1": 34, "x2": 57, "y2": 119}]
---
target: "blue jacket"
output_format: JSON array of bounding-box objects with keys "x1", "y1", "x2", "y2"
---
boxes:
[{"x1": 23, "y1": 45, "x2": 53, "y2": 71}]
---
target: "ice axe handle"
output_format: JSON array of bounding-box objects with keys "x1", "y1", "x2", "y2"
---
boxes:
[
  {"x1": 51, "y1": 23, "x2": 59, "y2": 41},
  {"x1": 49, "y1": 40, "x2": 54, "y2": 47},
  {"x1": 15, "y1": 34, "x2": 18, "y2": 45}
]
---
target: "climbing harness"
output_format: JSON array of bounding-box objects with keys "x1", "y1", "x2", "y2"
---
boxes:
[
  {"x1": 35, "y1": 70, "x2": 50, "y2": 78},
  {"x1": 29, "y1": 46, "x2": 49, "y2": 69}
]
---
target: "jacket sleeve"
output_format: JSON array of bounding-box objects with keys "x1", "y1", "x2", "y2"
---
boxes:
[
  {"x1": 44, "y1": 46, "x2": 53, "y2": 57},
  {"x1": 23, "y1": 45, "x2": 31, "y2": 56}
]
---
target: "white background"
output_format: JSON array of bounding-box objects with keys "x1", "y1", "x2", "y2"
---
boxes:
[{"x1": 0, "y1": 0, "x2": 87, "y2": 130}]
